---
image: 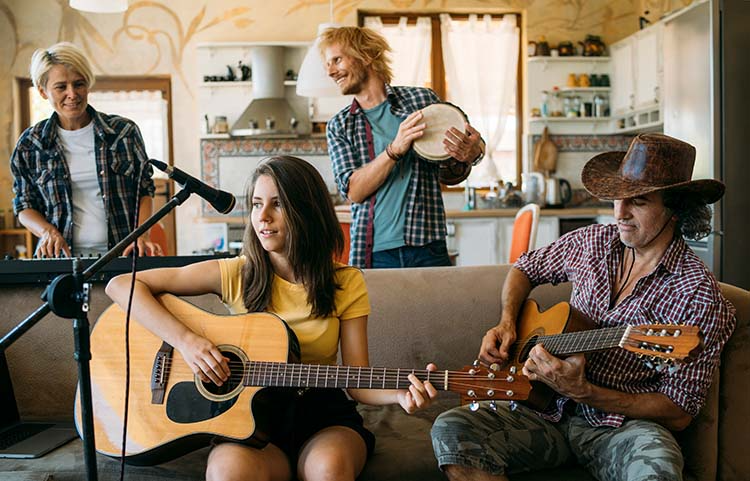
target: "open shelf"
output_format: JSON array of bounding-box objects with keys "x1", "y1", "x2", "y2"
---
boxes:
[
  {"x1": 529, "y1": 116, "x2": 611, "y2": 122},
  {"x1": 528, "y1": 56, "x2": 610, "y2": 63},
  {"x1": 199, "y1": 80, "x2": 297, "y2": 87},
  {"x1": 558, "y1": 87, "x2": 611, "y2": 93}
]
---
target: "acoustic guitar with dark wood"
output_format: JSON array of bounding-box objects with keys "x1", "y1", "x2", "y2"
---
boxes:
[{"x1": 75, "y1": 295, "x2": 701, "y2": 465}]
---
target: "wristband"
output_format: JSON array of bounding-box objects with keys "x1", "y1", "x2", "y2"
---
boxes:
[{"x1": 386, "y1": 143, "x2": 403, "y2": 163}]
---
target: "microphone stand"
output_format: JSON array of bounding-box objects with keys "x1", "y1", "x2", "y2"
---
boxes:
[{"x1": 0, "y1": 186, "x2": 193, "y2": 481}]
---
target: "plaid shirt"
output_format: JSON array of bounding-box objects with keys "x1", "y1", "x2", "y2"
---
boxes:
[
  {"x1": 11, "y1": 106, "x2": 155, "y2": 252},
  {"x1": 515, "y1": 223, "x2": 736, "y2": 428},
  {"x1": 327, "y1": 85, "x2": 447, "y2": 267}
]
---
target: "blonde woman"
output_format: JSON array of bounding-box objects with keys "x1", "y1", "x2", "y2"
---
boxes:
[{"x1": 10, "y1": 42, "x2": 159, "y2": 258}]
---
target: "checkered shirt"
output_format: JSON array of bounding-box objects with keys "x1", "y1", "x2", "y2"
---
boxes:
[
  {"x1": 11, "y1": 105, "x2": 155, "y2": 252},
  {"x1": 514, "y1": 223, "x2": 736, "y2": 428},
  {"x1": 327, "y1": 85, "x2": 447, "y2": 267}
]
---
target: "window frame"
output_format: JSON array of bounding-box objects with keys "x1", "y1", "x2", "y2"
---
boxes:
[
  {"x1": 16, "y1": 75, "x2": 176, "y2": 254},
  {"x1": 358, "y1": 11, "x2": 523, "y2": 187}
]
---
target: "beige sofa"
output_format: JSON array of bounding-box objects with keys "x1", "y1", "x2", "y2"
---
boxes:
[{"x1": 0, "y1": 265, "x2": 748, "y2": 481}]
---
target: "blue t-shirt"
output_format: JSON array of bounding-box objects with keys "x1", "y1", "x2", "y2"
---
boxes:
[{"x1": 363, "y1": 100, "x2": 413, "y2": 252}]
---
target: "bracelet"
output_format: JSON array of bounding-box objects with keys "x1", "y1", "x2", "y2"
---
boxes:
[{"x1": 385, "y1": 143, "x2": 403, "y2": 163}]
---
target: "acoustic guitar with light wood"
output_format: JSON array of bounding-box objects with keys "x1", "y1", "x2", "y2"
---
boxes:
[{"x1": 75, "y1": 295, "x2": 701, "y2": 465}]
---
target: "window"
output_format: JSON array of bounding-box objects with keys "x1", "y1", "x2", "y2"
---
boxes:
[
  {"x1": 17, "y1": 76, "x2": 176, "y2": 254},
  {"x1": 359, "y1": 12, "x2": 523, "y2": 188}
]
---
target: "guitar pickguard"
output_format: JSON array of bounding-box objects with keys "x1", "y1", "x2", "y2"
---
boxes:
[{"x1": 166, "y1": 382, "x2": 238, "y2": 424}]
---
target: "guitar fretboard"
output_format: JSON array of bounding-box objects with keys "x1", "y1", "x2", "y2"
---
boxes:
[
  {"x1": 243, "y1": 362, "x2": 450, "y2": 391},
  {"x1": 535, "y1": 325, "x2": 629, "y2": 356}
]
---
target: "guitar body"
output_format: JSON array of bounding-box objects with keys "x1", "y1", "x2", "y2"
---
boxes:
[
  {"x1": 74, "y1": 294, "x2": 299, "y2": 465},
  {"x1": 511, "y1": 299, "x2": 595, "y2": 410}
]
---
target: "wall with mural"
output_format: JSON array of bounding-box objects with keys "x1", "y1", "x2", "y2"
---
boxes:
[{"x1": 0, "y1": 0, "x2": 694, "y2": 253}]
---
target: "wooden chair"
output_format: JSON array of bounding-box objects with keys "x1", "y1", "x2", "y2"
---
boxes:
[
  {"x1": 149, "y1": 222, "x2": 169, "y2": 256},
  {"x1": 508, "y1": 203, "x2": 540, "y2": 263}
]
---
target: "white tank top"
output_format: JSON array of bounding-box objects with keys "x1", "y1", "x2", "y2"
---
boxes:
[{"x1": 56, "y1": 122, "x2": 108, "y2": 255}]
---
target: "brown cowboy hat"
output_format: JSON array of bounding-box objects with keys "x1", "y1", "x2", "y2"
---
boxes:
[{"x1": 582, "y1": 133, "x2": 725, "y2": 204}]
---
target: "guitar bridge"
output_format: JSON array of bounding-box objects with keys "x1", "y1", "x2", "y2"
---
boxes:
[{"x1": 151, "y1": 341, "x2": 174, "y2": 404}]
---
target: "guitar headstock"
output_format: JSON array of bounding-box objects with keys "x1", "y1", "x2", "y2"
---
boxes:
[
  {"x1": 450, "y1": 361, "x2": 531, "y2": 411},
  {"x1": 621, "y1": 324, "x2": 704, "y2": 369}
]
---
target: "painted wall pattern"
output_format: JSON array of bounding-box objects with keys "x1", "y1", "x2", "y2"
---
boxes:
[{"x1": 0, "y1": 0, "x2": 696, "y2": 252}]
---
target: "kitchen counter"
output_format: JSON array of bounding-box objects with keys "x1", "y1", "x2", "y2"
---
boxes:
[{"x1": 333, "y1": 205, "x2": 613, "y2": 223}]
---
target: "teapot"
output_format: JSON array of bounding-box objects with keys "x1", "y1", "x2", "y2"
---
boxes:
[
  {"x1": 578, "y1": 35, "x2": 606, "y2": 57},
  {"x1": 528, "y1": 36, "x2": 550, "y2": 56},
  {"x1": 557, "y1": 41, "x2": 575, "y2": 56},
  {"x1": 545, "y1": 177, "x2": 572, "y2": 207}
]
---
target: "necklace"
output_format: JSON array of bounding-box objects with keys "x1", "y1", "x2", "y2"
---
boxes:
[{"x1": 610, "y1": 246, "x2": 635, "y2": 308}]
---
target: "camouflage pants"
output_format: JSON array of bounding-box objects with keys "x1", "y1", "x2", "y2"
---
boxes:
[{"x1": 431, "y1": 401, "x2": 683, "y2": 481}]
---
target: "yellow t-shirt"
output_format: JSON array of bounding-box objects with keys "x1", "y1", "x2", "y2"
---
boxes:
[{"x1": 217, "y1": 256, "x2": 370, "y2": 365}]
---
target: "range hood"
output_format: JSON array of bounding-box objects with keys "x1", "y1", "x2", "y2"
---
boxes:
[{"x1": 230, "y1": 46, "x2": 310, "y2": 136}]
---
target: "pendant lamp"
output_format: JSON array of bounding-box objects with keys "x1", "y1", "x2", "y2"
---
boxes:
[
  {"x1": 69, "y1": 0, "x2": 128, "y2": 13},
  {"x1": 295, "y1": 0, "x2": 340, "y2": 97}
]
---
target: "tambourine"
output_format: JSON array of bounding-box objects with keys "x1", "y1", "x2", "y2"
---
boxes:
[{"x1": 413, "y1": 102, "x2": 468, "y2": 162}]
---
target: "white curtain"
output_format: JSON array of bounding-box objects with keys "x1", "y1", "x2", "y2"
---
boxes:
[
  {"x1": 364, "y1": 16, "x2": 432, "y2": 87},
  {"x1": 440, "y1": 14, "x2": 519, "y2": 185},
  {"x1": 89, "y1": 90, "x2": 169, "y2": 170}
]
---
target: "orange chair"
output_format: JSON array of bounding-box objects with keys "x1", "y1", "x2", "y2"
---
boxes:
[
  {"x1": 149, "y1": 222, "x2": 169, "y2": 256},
  {"x1": 508, "y1": 203, "x2": 540, "y2": 263}
]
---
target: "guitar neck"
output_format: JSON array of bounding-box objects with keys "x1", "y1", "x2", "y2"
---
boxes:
[
  {"x1": 537, "y1": 325, "x2": 629, "y2": 357},
  {"x1": 243, "y1": 362, "x2": 450, "y2": 391}
]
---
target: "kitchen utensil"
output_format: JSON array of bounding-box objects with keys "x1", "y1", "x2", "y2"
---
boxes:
[
  {"x1": 579, "y1": 35, "x2": 606, "y2": 57},
  {"x1": 557, "y1": 41, "x2": 575, "y2": 56},
  {"x1": 533, "y1": 127, "x2": 558, "y2": 175},
  {"x1": 413, "y1": 103, "x2": 467, "y2": 162},
  {"x1": 545, "y1": 176, "x2": 572, "y2": 207},
  {"x1": 528, "y1": 36, "x2": 550, "y2": 56},
  {"x1": 521, "y1": 172, "x2": 545, "y2": 205}
]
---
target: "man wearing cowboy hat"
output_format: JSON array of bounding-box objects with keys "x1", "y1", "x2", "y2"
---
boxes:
[{"x1": 431, "y1": 134, "x2": 736, "y2": 481}]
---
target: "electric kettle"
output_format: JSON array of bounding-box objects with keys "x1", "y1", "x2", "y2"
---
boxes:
[{"x1": 545, "y1": 177, "x2": 572, "y2": 207}]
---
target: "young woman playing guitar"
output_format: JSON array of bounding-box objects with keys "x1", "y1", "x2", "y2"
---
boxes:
[{"x1": 106, "y1": 155, "x2": 438, "y2": 481}]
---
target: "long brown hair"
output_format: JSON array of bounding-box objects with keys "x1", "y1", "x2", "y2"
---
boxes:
[
  {"x1": 241, "y1": 156, "x2": 344, "y2": 317},
  {"x1": 318, "y1": 26, "x2": 393, "y2": 84}
]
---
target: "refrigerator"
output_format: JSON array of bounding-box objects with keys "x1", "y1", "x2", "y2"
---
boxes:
[{"x1": 662, "y1": 0, "x2": 750, "y2": 290}]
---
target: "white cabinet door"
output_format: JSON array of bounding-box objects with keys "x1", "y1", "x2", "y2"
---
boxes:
[
  {"x1": 611, "y1": 39, "x2": 635, "y2": 115},
  {"x1": 634, "y1": 24, "x2": 663, "y2": 109},
  {"x1": 451, "y1": 219, "x2": 500, "y2": 266},
  {"x1": 536, "y1": 217, "x2": 560, "y2": 249}
]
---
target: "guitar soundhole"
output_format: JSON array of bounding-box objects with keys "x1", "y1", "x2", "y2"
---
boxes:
[
  {"x1": 201, "y1": 350, "x2": 243, "y2": 396},
  {"x1": 518, "y1": 336, "x2": 538, "y2": 363}
]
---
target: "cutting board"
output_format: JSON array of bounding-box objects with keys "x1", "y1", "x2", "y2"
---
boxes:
[{"x1": 533, "y1": 127, "x2": 558, "y2": 175}]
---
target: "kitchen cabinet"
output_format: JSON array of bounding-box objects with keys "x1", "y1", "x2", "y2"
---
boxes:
[
  {"x1": 449, "y1": 218, "x2": 502, "y2": 266},
  {"x1": 196, "y1": 42, "x2": 310, "y2": 136},
  {"x1": 610, "y1": 23, "x2": 664, "y2": 133}
]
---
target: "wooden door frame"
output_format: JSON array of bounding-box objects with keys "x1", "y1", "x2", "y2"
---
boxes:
[{"x1": 16, "y1": 76, "x2": 177, "y2": 255}]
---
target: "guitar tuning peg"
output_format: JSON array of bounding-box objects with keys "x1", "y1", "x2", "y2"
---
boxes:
[
  {"x1": 509, "y1": 366, "x2": 517, "y2": 374},
  {"x1": 655, "y1": 363, "x2": 666, "y2": 373},
  {"x1": 469, "y1": 401, "x2": 480, "y2": 412},
  {"x1": 489, "y1": 400, "x2": 497, "y2": 411},
  {"x1": 644, "y1": 360, "x2": 655, "y2": 369},
  {"x1": 489, "y1": 363, "x2": 500, "y2": 372},
  {"x1": 509, "y1": 401, "x2": 518, "y2": 411},
  {"x1": 472, "y1": 359, "x2": 481, "y2": 367},
  {"x1": 487, "y1": 372, "x2": 495, "y2": 379},
  {"x1": 673, "y1": 329, "x2": 681, "y2": 337}
]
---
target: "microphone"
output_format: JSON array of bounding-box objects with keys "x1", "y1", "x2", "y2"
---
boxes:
[{"x1": 149, "y1": 159, "x2": 236, "y2": 214}]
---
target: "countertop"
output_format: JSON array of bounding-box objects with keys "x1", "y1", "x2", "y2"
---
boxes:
[{"x1": 334, "y1": 205, "x2": 613, "y2": 223}]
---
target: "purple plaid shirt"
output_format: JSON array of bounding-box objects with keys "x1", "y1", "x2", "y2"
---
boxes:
[{"x1": 515, "y1": 223, "x2": 736, "y2": 428}]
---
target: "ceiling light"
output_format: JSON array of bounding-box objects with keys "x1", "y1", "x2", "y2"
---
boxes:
[{"x1": 69, "y1": 0, "x2": 128, "y2": 13}]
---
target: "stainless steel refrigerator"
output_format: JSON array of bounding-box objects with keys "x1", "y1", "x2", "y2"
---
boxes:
[{"x1": 662, "y1": 0, "x2": 750, "y2": 289}]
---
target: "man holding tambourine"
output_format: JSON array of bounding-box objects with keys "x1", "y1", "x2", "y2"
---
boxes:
[{"x1": 322, "y1": 26, "x2": 486, "y2": 269}]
